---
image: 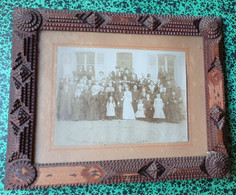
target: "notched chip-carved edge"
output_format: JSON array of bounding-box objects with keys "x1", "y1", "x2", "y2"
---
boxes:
[
  {"x1": 5, "y1": 8, "x2": 228, "y2": 190},
  {"x1": 76, "y1": 12, "x2": 110, "y2": 28}
]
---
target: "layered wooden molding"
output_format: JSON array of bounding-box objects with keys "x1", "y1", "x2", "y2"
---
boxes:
[{"x1": 4, "y1": 8, "x2": 229, "y2": 190}]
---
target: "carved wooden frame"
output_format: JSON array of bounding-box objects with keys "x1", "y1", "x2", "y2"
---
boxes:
[{"x1": 4, "y1": 8, "x2": 229, "y2": 190}]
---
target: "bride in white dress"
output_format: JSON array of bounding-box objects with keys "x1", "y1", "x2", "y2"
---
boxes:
[{"x1": 123, "y1": 85, "x2": 135, "y2": 120}]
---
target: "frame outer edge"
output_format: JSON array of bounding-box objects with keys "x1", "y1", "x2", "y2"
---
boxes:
[
  {"x1": 201, "y1": 17, "x2": 230, "y2": 177},
  {"x1": 4, "y1": 8, "x2": 229, "y2": 190},
  {"x1": 4, "y1": 8, "x2": 41, "y2": 190}
]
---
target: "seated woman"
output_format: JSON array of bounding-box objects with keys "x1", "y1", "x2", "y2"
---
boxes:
[{"x1": 139, "y1": 87, "x2": 147, "y2": 101}]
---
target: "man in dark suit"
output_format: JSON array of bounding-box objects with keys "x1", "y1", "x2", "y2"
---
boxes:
[
  {"x1": 115, "y1": 84, "x2": 124, "y2": 119},
  {"x1": 138, "y1": 74, "x2": 147, "y2": 90},
  {"x1": 159, "y1": 67, "x2": 168, "y2": 86},
  {"x1": 124, "y1": 68, "x2": 132, "y2": 81},
  {"x1": 166, "y1": 91, "x2": 182, "y2": 123},
  {"x1": 115, "y1": 66, "x2": 123, "y2": 80},
  {"x1": 87, "y1": 65, "x2": 95, "y2": 79},
  {"x1": 132, "y1": 84, "x2": 139, "y2": 112},
  {"x1": 144, "y1": 93, "x2": 154, "y2": 121},
  {"x1": 76, "y1": 65, "x2": 86, "y2": 80},
  {"x1": 145, "y1": 74, "x2": 153, "y2": 88}
]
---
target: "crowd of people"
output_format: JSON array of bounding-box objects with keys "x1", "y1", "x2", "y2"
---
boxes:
[{"x1": 57, "y1": 65, "x2": 185, "y2": 123}]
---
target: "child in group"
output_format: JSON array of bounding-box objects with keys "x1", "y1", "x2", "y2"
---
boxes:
[
  {"x1": 106, "y1": 96, "x2": 116, "y2": 120},
  {"x1": 153, "y1": 93, "x2": 166, "y2": 121},
  {"x1": 135, "y1": 99, "x2": 146, "y2": 120}
]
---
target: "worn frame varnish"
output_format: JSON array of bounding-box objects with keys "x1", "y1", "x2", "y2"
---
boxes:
[{"x1": 4, "y1": 8, "x2": 229, "y2": 190}]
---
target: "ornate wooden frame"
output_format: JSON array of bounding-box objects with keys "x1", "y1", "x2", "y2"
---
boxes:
[{"x1": 4, "y1": 8, "x2": 229, "y2": 190}]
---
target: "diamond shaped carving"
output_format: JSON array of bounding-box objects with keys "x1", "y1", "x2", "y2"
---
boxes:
[
  {"x1": 156, "y1": 161, "x2": 166, "y2": 177},
  {"x1": 210, "y1": 106, "x2": 225, "y2": 130},
  {"x1": 138, "y1": 161, "x2": 165, "y2": 180},
  {"x1": 18, "y1": 108, "x2": 30, "y2": 126},
  {"x1": 209, "y1": 56, "x2": 222, "y2": 72},
  {"x1": 19, "y1": 65, "x2": 32, "y2": 82},
  {"x1": 76, "y1": 12, "x2": 108, "y2": 28},
  {"x1": 82, "y1": 165, "x2": 104, "y2": 183},
  {"x1": 13, "y1": 65, "x2": 32, "y2": 83},
  {"x1": 138, "y1": 15, "x2": 161, "y2": 30}
]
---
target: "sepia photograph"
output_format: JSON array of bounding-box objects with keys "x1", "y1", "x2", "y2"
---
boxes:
[{"x1": 54, "y1": 46, "x2": 188, "y2": 146}]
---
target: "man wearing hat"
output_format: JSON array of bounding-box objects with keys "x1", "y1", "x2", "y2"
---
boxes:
[
  {"x1": 159, "y1": 67, "x2": 168, "y2": 86},
  {"x1": 166, "y1": 79, "x2": 177, "y2": 98},
  {"x1": 115, "y1": 66, "x2": 123, "y2": 80},
  {"x1": 123, "y1": 68, "x2": 131, "y2": 81},
  {"x1": 76, "y1": 65, "x2": 86, "y2": 80},
  {"x1": 138, "y1": 74, "x2": 147, "y2": 90},
  {"x1": 145, "y1": 73, "x2": 153, "y2": 88},
  {"x1": 86, "y1": 65, "x2": 95, "y2": 80}
]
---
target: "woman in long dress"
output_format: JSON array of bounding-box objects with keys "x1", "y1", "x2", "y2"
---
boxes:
[
  {"x1": 57, "y1": 78, "x2": 64, "y2": 120},
  {"x1": 123, "y1": 85, "x2": 135, "y2": 120},
  {"x1": 153, "y1": 94, "x2": 166, "y2": 120},
  {"x1": 73, "y1": 85, "x2": 83, "y2": 120},
  {"x1": 60, "y1": 79, "x2": 70, "y2": 120},
  {"x1": 90, "y1": 81, "x2": 103, "y2": 120}
]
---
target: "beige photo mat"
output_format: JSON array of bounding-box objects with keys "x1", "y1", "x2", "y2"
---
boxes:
[{"x1": 35, "y1": 31, "x2": 207, "y2": 163}]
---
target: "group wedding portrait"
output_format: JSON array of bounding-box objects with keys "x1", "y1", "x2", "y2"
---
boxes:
[{"x1": 54, "y1": 47, "x2": 188, "y2": 146}]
